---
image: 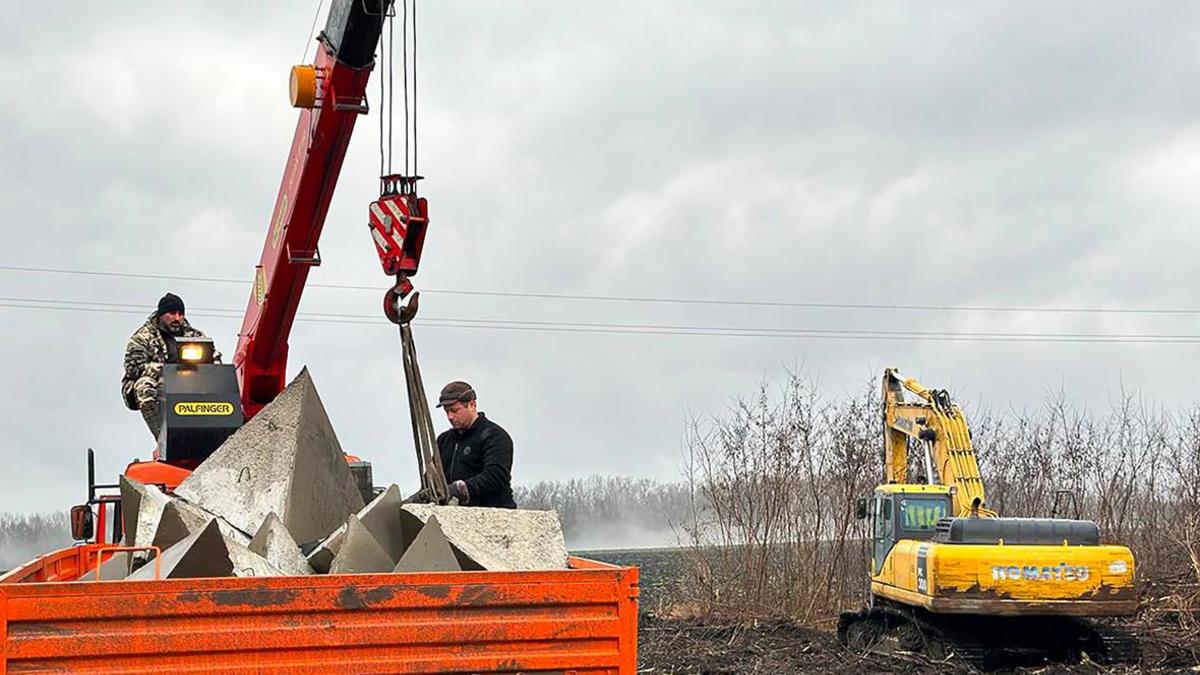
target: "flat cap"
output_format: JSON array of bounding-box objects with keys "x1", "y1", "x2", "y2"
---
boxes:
[{"x1": 436, "y1": 381, "x2": 476, "y2": 407}]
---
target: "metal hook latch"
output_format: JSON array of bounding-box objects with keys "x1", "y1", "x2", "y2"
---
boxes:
[{"x1": 383, "y1": 275, "x2": 418, "y2": 324}]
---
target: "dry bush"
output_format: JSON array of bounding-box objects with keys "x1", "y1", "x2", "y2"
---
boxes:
[
  {"x1": 678, "y1": 372, "x2": 877, "y2": 624},
  {"x1": 677, "y1": 371, "x2": 1200, "y2": 641}
]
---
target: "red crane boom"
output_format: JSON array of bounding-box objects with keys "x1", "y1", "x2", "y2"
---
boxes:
[{"x1": 234, "y1": 1, "x2": 395, "y2": 418}]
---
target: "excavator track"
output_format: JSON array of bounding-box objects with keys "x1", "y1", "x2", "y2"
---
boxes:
[
  {"x1": 1085, "y1": 622, "x2": 1140, "y2": 665},
  {"x1": 838, "y1": 602, "x2": 1139, "y2": 669}
]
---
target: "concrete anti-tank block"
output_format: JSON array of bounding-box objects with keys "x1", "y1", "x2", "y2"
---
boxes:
[
  {"x1": 250, "y1": 512, "x2": 314, "y2": 576},
  {"x1": 151, "y1": 501, "x2": 193, "y2": 551},
  {"x1": 401, "y1": 505, "x2": 570, "y2": 572},
  {"x1": 128, "y1": 519, "x2": 234, "y2": 580},
  {"x1": 305, "y1": 525, "x2": 345, "y2": 574},
  {"x1": 93, "y1": 551, "x2": 132, "y2": 581},
  {"x1": 226, "y1": 535, "x2": 285, "y2": 578},
  {"x1": 175, "y1": 368, "x2": 365, "y2": 545},
  {"x1": 120, "y1": 476, "x2": 171, "y2": 548},
  {"x1": 150, "y1": 497, "x2": 250, "y2": 552},
  {"x1": 393, "y1": 515, "x2": 461, "y2": 573},
  {"x1": 357, "y1": 484, "x2": 405, "y2": 563},
  {"x1": 306, "y1": 484, "x2": 404, "y2": 573},
  {"x1": 329, "y1": 515, "x2": 394, "y2": 575}
]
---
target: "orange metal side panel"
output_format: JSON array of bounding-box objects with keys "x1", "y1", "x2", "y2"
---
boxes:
[
  {"x1": 0, "y1": 547, "x2": 93, "y2": 585},
  {"x1": 1, "y1": 552, "x2": 638, "y2": 674}
]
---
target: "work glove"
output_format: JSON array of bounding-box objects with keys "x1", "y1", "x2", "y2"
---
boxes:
[
  {"x1": 449, "y1": 480, "x2": 470, "y2": 505},
  {"x1": 402, "y1": 488, "x2": 433, "y2": 504}
]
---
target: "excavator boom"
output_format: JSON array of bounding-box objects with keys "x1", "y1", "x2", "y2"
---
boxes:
[{"x1": 882, "y1": 368, "x2": 991, "y2": 517}]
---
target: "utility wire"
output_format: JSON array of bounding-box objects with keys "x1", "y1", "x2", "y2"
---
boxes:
[
  {"x1": 401, "y1": 0, "x2": 408, "y2": 175},
  {"x1": 5, "y1": 295, "x2": 1199, "y2": 340},
  {"x1": 1, "y1": 298, "x2": 1197, "y2": 344},
  {"x1": 412, "y1": 0, "x2": 418, "y2": 175},
  {"x1": 1, "y1": 264, "x2": 1198, "y2": 316},
  {"x1": 300, "y1": 0, "x2": 325, "y2": 64}
]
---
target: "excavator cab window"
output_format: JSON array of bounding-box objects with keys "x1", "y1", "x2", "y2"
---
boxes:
[
  {"x1": 871, "y1": 494, "x2": 895, "y2": 575},
  {"x1": 898, "y1": 496, "x2": 949, "y2": 533}
]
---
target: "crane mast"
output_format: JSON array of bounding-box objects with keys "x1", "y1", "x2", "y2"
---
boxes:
[{"x1": 234, "y1": 0, "x2": 395, "y2": 418}]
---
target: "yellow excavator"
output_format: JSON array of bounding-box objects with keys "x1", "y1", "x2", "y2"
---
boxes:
[{"x1": 837, "y1": 368, "x2": 1139, "y2": 667}]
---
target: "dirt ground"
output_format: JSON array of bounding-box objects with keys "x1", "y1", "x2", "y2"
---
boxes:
[{"x1": 636, "y1": 614, "x2": 1197, "y2": 674}]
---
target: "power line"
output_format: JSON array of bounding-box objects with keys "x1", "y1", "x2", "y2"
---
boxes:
[
  {"x1": 1, "y1": 264, "x2": 1196, "y2": 316},
  {"x1": 1, "y1": 299, "x2": 1197, "y2": 344}
]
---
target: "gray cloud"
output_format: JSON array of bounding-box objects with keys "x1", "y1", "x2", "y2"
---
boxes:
[{"x1": 1, "y1": 1, "x2": 1199, "y2": 514}]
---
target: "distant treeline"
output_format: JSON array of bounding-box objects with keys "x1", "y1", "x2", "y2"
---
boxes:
[
  {"x1": 0, "y1": 512, "x2": 71, "y2": 571},
  {"x1": 515, "y1": 476, "x2": 691, "y2": 550}
]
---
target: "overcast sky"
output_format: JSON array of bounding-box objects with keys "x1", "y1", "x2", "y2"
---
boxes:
[{"x1": 1, "y1": 2, "x2": 1198, "y2": 513}]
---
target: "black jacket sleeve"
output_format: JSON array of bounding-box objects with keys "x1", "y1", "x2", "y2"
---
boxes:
[{"x1": 463, "y1": 425, "x2": 513, "y2": 503}]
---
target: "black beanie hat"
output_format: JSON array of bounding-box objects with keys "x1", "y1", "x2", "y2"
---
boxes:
[{"x1": 157, "y1": 293, "x2": 185, "y2": 316}]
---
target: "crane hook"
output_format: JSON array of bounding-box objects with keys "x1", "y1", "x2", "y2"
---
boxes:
[{"x1": 383, "y1": 276, "x2": 418, "y2": 325}]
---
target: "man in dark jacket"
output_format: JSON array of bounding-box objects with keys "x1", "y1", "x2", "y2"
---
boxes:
[{"x1": 435, "y1": 381, "x2": 517, "y2": 508}]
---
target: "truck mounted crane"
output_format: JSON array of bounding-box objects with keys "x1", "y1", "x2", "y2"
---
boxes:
[
  {"x1": 76, "y1": 0, "x2": 449, "y2": 547},
  {"x1": 837, "y1": 368, "x2": 1139, "y2": 667},
  {"x1": 0, "y1": 5, "x2": 639, "y2": 672}
]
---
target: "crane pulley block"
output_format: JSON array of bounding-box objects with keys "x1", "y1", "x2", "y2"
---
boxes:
[
  {"x1": 369, "y1": 174, "x2": 428, "y2": 279},
  {"x1": 370, "y1": 175, "x2": 428, "y2": 325}
]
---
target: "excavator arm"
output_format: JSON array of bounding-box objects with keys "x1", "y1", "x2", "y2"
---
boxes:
[
  {"x1": 882, "y1": 368, "x2": 994, "y2": 517},
  {"x1": 234, "y1": 0, "x2": 395, "y2": 418}
]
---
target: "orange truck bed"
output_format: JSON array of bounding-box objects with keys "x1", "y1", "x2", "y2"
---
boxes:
[{"x1": 0, "y1": 545, "x2": 638, "y2": 674}]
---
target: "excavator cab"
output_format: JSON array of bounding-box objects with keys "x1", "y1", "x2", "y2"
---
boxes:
[{"x1": 858, "y1": 485, "x2": 952, "y2": 575}]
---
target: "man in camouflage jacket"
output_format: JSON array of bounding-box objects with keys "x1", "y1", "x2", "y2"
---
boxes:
[{"x1": 121, "y1": 293, "x2": 208, "y2": 438}]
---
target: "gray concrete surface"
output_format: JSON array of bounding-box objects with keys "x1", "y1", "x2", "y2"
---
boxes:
[
  {"x1": 175, "y1": 368, "x2": 365, "y2": 545},
  {"x1": 401, "y1": 505, "x2": 569, "y2": 571},
  {"x1": 394, "y1": 515, "x2": 461, "y2": 573},
  {"x1": 356, "y1": 484, "x2": 405, "y2": 563},
  {"x1": 145, "y1": 495, "x2": 250, "y2": 550},
  {"x1": 329, "y1": 515, "x2": 394, "y2": 575},
  {"x1": 120, "y1": 476, "x2": 171, "y2": 549},
  {"x1": 128, "y1": 519, "x2": 234, "y2": 580},
  {"x1": 151, "y1": 501, "x2": 193, "y2": 551},
  {"x1": 305, "y1": 523, "x2": 346, "y2": 573},
  {"x1": 226, "y1": 534, "x2": 284, "y2": 578},
  {"x1": 92, "y1": 551, "x2": 132, "y2": 581},
  {"x1": 249, "y1": 512, "x2": 314, "y2": 576}
]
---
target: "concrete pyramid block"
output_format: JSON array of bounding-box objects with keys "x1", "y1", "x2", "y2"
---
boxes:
[
  {"x1": 149, "y1": 497, "x2": 249, "y2": 550},
  {"x1": 394, "y1": 515, "x2": 461, "y2": 573},
  {"x1": 305, "y1": 525, "x2": 346, "y2": 574},
  {"x1": 120, "y1": 476, "x2": 171, "y2": 548},
  {"x1": 128, "y1": 519, "x2": 234, "y2": 580},
  {"x1": 355, "y1": 484, "x2": 405, "y2": 563},
  {"x1": 329, "y1": 515, "x2": 394, "y2": 575},
  {"x1": 250, "y1": 512, "x2": 314, "y2": 576},
  {"x1": 175, "y1": 368, "x2": 365, "y2": 545},
  {"x1": 151, "y1": 501, "x2": 194, "y2": 551},
  {"x1": 401, "y1": 505, "x2": 570, "y2": 572},
  {"x1": 226, "y1": 535, "x2": 285, "y2": 578},
  {"x1": 93, "y1": 551, "x2": 132, "y2": 581},
  {"x1": 305, "y1": 484, "x2": 404, "y2": 572}
]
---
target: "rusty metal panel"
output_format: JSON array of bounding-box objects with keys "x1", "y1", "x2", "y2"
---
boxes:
[{"x1": 1, "y1": 550, "x2": 638, "y2": 674}]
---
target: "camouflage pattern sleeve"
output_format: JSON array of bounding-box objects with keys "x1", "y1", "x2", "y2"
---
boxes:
[{"x1": 123, "y1": 329, "x2": 155, "y2": 382}]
